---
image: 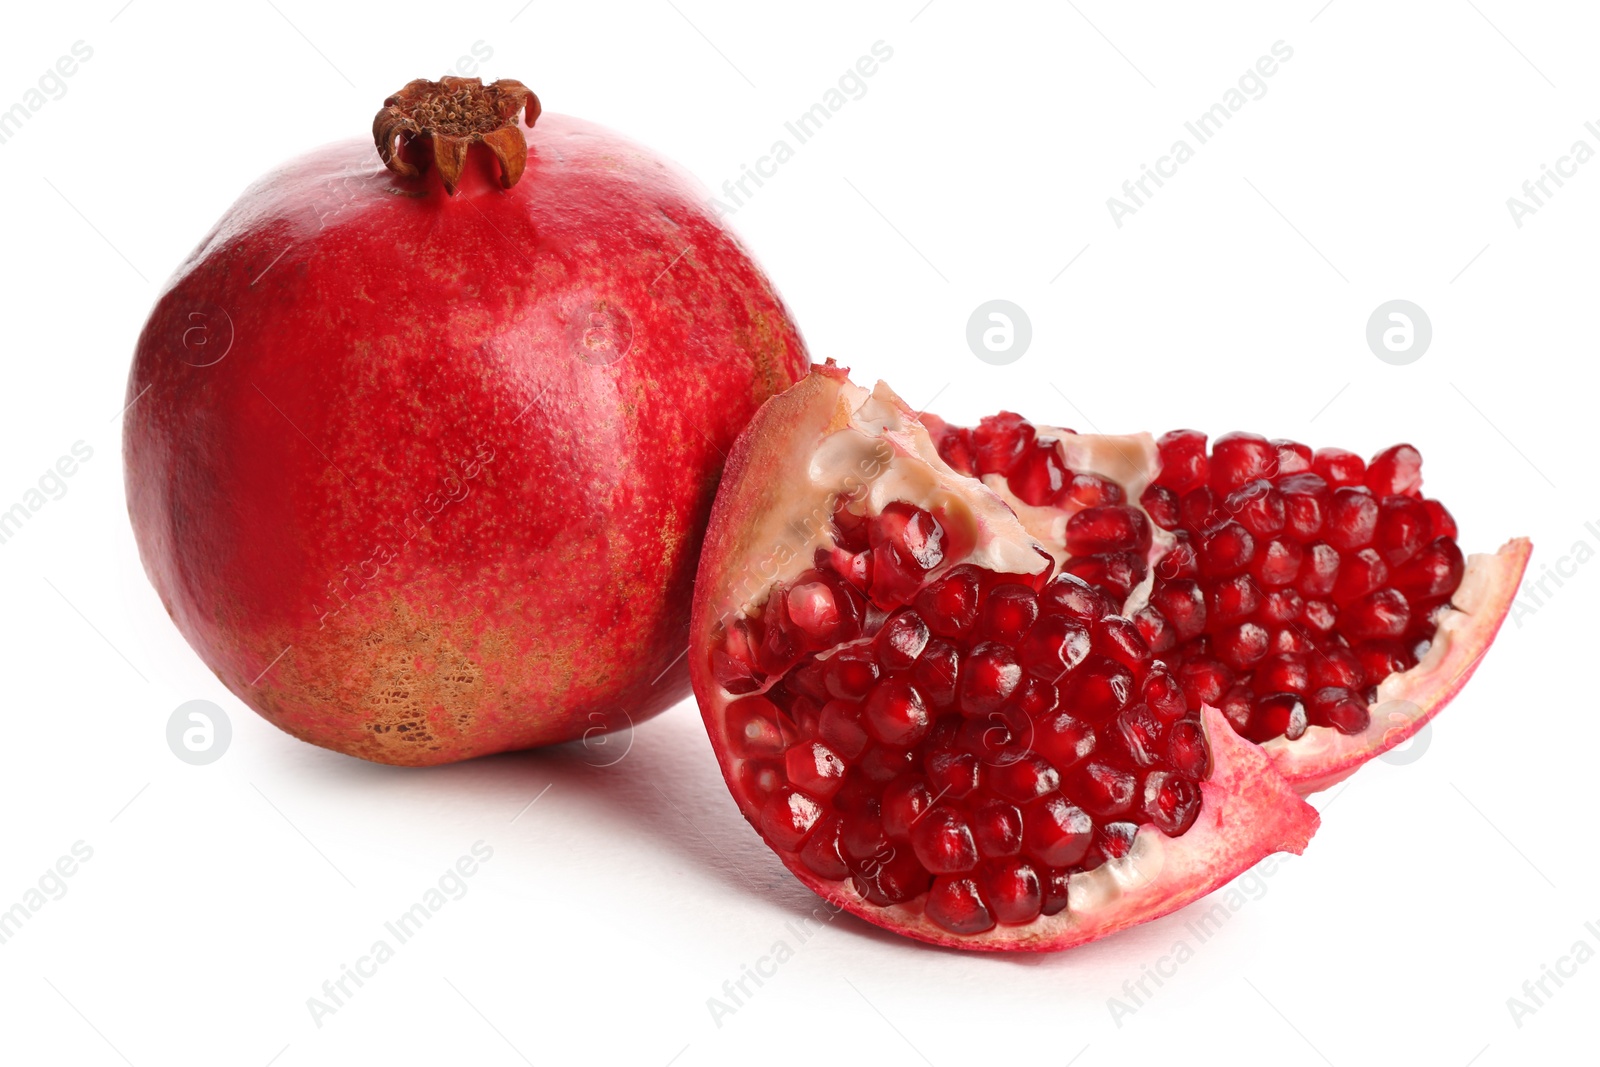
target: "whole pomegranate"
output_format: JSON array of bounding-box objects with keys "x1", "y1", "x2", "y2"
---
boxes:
[
  {"x1": 125, "y1": 77, "x2": 807, "y2": 765},
  {"x1": 688, "y1": 364, "x2": 1525, "y2": 949}
]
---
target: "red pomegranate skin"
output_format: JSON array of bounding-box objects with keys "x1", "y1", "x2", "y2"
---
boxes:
[{"x1": 125, "y1": 112, "x2": 808, "y2": 765}]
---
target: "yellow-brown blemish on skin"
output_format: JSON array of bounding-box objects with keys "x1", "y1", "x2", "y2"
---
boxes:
[{"x1": 256, "y1": 592, "x2": 552, "y2": 765}]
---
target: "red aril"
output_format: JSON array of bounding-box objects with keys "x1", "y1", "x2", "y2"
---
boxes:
[
  {"x1": 690, "y1": 366, "x2": 1318, "y2": 950},
  {"x1": 926, "y1": 415, "x2": 1530, "y2": 795},
  {"x1": 124, "y1": 77, "x2": 808, "y2": 764}
]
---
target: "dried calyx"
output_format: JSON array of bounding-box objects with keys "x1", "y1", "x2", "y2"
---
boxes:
[{"x1": 373, "y1": 76, "x2": 541, "y2": 194}]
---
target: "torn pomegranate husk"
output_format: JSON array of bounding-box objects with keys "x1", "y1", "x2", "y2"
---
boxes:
[{"x1": 690, "y1": 365, "x2": 1318, "y2": 950}]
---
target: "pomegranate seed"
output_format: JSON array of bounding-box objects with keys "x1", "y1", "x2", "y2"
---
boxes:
[
  {"x1": 958, "y1": 642, "x2": 1023, "y2": 715},
  {"x1": 1258, "y1": 588, "x2": 1304, "y2": 626},
  {"x1": 1392, "y1": 538, "x2": 1464, "y2": 599},
  {"x1": 711, "y1": 647, "x2": 762, "y2": 694},
  {"x1": 910, "y1": 806, "x2": 980, "y2": 873},
  {"x1": 1376, "y1": 496, "x2": 1430, "y2": 565},
  {"x1": 1156, "y1": 429, "x2": 1210, "y2": 493},
  {"x1": 1114, "y1": 704, "x2": 1168, "y2": 766},
  {"x1": 1356, "y1": 641, "x2": 1409, "y2": 688},
  {"x1": 1313, "y1": 447, "x2": 1365, "y2": 487},
  {"x1": 1071, "y1": 761, "x2": 1138, "y2": 819},
  {"x1": 977, "y1": 584, "x2": 1040, "y2": 645},
  {"x1": 1133, "y1": 605, "x2": 1176, "y2": 654},
  {"x1": 1309, "y1": 646, "x2": 1363, "y2": 689},
  {"x1": 785, "y1": 741, "x2": 847, "y2": 799},
  {"x1": 1093, "y1": 616, "x2": 1152, "y2": 672},
  {"x1": 725, "y1": 696, "x2": 793, "y2": 758},
  {"x1": 972, "y1": 412, "x2": 1036, "y2": 476},
  {"x1": 1143, "y1": 666, "x2": 1187, "y2": 720},
  {"x1": 1010, "y1": 675, "x2": 1059, "y2": 718},
  {"x1": 822, "y1": 544, "x2": 872, "y2": 593},
  {"x1": 1198, "y1": 521, "x2": 1256, "y2": 577},
  {"x1": 1065, "y1": 472, "x2": 1126, "y2": 507},
  {"x1": 881, "y1": 775, "x2": 934, "y2": 838},
  {"x1": 819, "y1": 699, "x2": 869, "y2": 759},
  {"x1": 1252, "y1": 653, "x2": 1310, "y2": 696},
  {"x1": 1366, "y1": 443, "x2": 1423, "y2": 497},
  {"x1": 1220, "y1": 684, "x2": 1253, "y2": 732},
  {"x1": 864, "y1": 680, "x2": 931, "y2": 746},
  {"x1": 1141, "y1": 483, "x2": 1182, "y2": 529},
  {"x1": 1064, "y1": 657, "x2": 1135, "y2": 724},
  {"x1": 1176, "y1": 656, "x2": 1232, "y2": 708},
  {"x1": 1308, "y1": 686, "x2": 1372, "y2": 733},
  {"x1": 876, "y1": 608, "x2": 931, "y2": 670},
  {"x1": 1151, "y1": 579, "x2": 1207, "y2": 639},
  {"x1": 832, "y1": 501, "x2": 871, "y2": 551},
  {"x1": 957, "y1": 708, "x2": 1031, "y2": 765},
  {"x1": 760, "y1": 788, "x2": 823, "y2": 851},
  {"x1": 916, "y1": 565, "x2": 981, "y2": 638},
  {"x1": 798, "y1": 815, "x2": 850, "y2": 879},
  {"x1": 1227, "y1": 480, "x2": 1287, "y2": 538},
  {"x1": 972, "y1": 800, "x2": 1024, "y2": 858},
  {"x1": 988, "y1": 754, "x2": 1062, "y2": 803},
  {"x1": 1272, "y1": 438, "x2": 1313, "y2": 474},
  {"x1": 1089, "y1": 822, "x2": 1141, "y2": 866},
  {"x1": 1008, "y1": 440, "x2": 1070, "y2": 506},
  {"x1": 911, "y1": 639, "x2": 960, "y2": 709},
  {"x1": 1424, "y1": 499, "x2": 1457, "y2": 540},
  {"x1": 1210, "y1": 432, "x2": 1277, "y2": 494},
  {"x1": 982, "y1": 859, "x2": 1044, "y2": 925},
  {"x1": 1342, "y1": 587, "x2": 1411, "y2": 640},
  {"x1": 859, "y1": 743, "x2": 917, "y2": 783},
  {"x1": 1332, "y1": 548, "x2": 1389, "y2": 604},
  {"x1": 925, "y1": 876, "x2": 995, "y2": 934},
  {"x1": 1270, "y1": 624, "x2": 1313, "y2": 655},
  {"x1": 1180, "y1": 487, "x2": 1221, "y2": 532},
  {"x1": 1066, "y1": 505, "x2": 1152, "y2": 556},
  {"x1": 1016, "y1": 614, "x2": 1093, "y2": 682},
  {"x1": 1302, "y1": 599, "x2": 1337, "y2": 631},
  {"x1": 787, "y1": 578, "x2": 841, "y2": 645},
  {"x1": 852, "y1": 848, "x2": 931, "y2": 905},
  {"x1": 1024, "y1": 795, "x2": 1094, "y2": 867},
  {"x1": 936, "y1": 426, "x2": 976, "y2": 476},
  {"x1": 1215, "y1": 621, "x2": 1270, "y2": 671},
  {"x1": 823, "y1": 646, "x2": 881, "y2": 700},
  {"x1": 1325, "y1": 488, "x2": 1379, "y2": 551},
  {"x1": 1041, "y1": 867, "x2": 1071, "y2": 916},
  {"x1": 1066, "y1": 551, "x2": 1147, "y2": 599},
  {"x1": 1158, "y1": 531, "x2": 1200, "y2": 579},
  {"x1": 1250, "y1": 537, "x2": 1304, "y2": 588},
  {"x1": 1168, "y1": 718, "x2": 1210, "y2": 778},
  {"x1": 1278, "y1": 472, "x2": 1330, "y2": 540},
  {"x1": 758, "y1": 597, "x2": 804, "y2": 675},
  {"x1": 1142, "y1": 771, "x2": 1202, "y2": 836},
  {"x1": 1207, "y1": 574, "x2": 1261, "y2": 625},
  {"x1": 925, "y1": 747, "x2": 981, "y2": 799},
  {"x1": 1248, "y1": 693, "x2": 1308, "y2": 742},
  {"x1": 1034, "y1": 710, "x2": 1097, "y2": 769},
  {"x1": 1296, "y1": 542, "x2": 1342, "y2": 597}
]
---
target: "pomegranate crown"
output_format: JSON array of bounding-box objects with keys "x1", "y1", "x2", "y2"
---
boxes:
[{"x1": 373, "y1": 76, "x2": 541, "y2": 195}]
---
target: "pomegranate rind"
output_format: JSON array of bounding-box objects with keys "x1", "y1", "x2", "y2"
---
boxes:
[
  {"x1": 1264, "y1": 537, "x2": 1532, "y2": 794},
  {"x1": 690, "y1": 369, "x2": 1319, "y2": 952}
]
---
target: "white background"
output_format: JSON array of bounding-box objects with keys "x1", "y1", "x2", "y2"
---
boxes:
[{"x1": 1, "y1": 1, "x2": 1594, "y2": 1064}]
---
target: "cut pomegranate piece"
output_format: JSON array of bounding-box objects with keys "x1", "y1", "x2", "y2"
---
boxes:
[
  {"x1": 691, "y1": 365, "x2": 1317, "y2": 951},
  {"x1": 926, "y1": 413, "x2": 1530, "y2": 796}
]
